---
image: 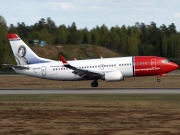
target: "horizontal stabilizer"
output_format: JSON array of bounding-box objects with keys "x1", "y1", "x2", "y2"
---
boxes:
[{"x1": 2, "y1": 64, "x2": 29, "y2": 69}]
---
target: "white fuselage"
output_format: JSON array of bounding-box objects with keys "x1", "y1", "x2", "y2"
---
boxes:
[{"x1": 14, "y1": 57, "x2": 134, "y2": 81}]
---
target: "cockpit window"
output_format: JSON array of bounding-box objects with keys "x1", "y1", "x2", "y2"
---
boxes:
[{"x1": 161, "y1": 59, "x2": 170, "y2": 63}]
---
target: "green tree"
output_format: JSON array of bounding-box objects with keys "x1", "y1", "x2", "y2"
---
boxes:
[
  {"x1": 68, "y1": 22, "x2": 79, "y2": 44},
  {"x1": 168, "y1": 23, "x2": 177, "y2": 35},
  {"x1": 0, "y1": 15, "x2": 13, "y2": 69},
  {"x1": 99, "y1": 24, "x2": 109, "y2": 47},
  {"x1": 109, "y1": 27, "x2": 120, "y2": 50},
  {"x1": 46, "y1": 17, "x2": 57, "y2": 35},
  {"x1": 90, "y1": 28, "x2": 100, "y2": 45},
  {"x1": 127, "y1": 36, "x2": 139, "y2": 56},
  {"x1": 8, "y1": 24, "x2": 18, "y2": 33},
  {"x1": 79, "y1": 28, "x2": 91, "y2": 44},
  {"x1": 167, "y1": 34, "x2": 176, "y2": 58},
  {"x1": 55, "y1": 25, "x2": 68, "y2": 45}
]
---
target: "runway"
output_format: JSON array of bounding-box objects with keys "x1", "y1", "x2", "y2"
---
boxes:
[{"x1": 0, "y1": 89, "x2": 180, "y2": 94}]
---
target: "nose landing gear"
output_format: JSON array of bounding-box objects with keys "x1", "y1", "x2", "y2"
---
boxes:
[
  {"x1": 157, "y1": 77, "x2": 161, "y2": 83},
  {"x1": 157, "y1": 74, "x2": 163, "y2": 83},
  {"x1": 157, "y1": 74, "x2": 166, "y2": 83},
  {"x1": 91, "y1": 80, "x2": 98, "y2": 87}
]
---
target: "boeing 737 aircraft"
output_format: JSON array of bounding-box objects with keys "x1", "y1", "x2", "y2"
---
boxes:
[{"x1": 3, "y1": 33, "x2": 178, "y2": 87}]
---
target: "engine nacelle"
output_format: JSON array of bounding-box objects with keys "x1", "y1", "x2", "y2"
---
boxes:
[{"x1": 103, "y1": 71, "x2": 124, "y2": 82}]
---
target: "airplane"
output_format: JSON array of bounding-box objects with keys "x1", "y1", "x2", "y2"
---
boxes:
[{"x1": 3, "y1": 33, "x2": 179, "y2": 87}]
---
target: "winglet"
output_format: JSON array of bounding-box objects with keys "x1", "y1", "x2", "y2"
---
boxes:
[{"x1": 59, "y1": 55, "x2": 68, "y2": 65}]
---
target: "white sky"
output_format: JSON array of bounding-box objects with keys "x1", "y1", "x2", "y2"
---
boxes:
[{"x1": 1, "y1": 0, "x2": 180, "y2": 31}]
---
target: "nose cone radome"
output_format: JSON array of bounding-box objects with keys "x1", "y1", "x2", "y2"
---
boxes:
[
  {"x1": 170, "y1": 62, "x2": 179, "y2": 71},
  {"x1": 165, "y1": 62, "x2": 179, "y2": 73}
]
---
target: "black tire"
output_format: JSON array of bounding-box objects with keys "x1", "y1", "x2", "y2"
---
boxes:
[
  {"x1": 157, "y1": 78, "x2": 161, "y2": 83},
  {"x1": 91, "y1": 81, "x2": 98, "y2": 87}
]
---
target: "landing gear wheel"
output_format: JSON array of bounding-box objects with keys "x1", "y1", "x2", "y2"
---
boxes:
[
  {"x1": 157, "y1": 78, "x2": 161, "y2": 83},
  {"x1": 91, "y1": 81, "x2": 98, "y2": 87}
]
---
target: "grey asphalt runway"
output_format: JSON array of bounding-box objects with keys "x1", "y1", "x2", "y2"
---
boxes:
[{"x1": 0, "y1": 89, "x2": 180, "y2": 94}]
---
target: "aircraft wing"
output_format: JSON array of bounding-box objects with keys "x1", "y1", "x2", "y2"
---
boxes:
[
  {"x1": 2, "y1": 64, "x2": 29, "y2": 69},
  {"x1": 59, "y1": 55, "x2": 104, "y2": 78}
]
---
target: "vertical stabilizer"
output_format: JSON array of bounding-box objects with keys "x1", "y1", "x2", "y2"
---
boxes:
[{"x1": 8, "y1": 33, "x2": 53, "y2": 65}]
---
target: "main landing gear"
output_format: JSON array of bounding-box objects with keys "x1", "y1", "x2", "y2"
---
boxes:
[{"x1": 91, "y1": 80, "x2": 98, "y2": 87}]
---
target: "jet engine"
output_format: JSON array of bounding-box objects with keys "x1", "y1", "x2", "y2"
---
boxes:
[{"x1": 102, "y1": 71, "x2": 124, "y2": 82}]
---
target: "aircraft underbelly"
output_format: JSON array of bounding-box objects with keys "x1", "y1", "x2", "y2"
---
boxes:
[
  {"x1": 48, "y1": 70, "x2": 82, "y2": 80},
  {"x1": 121, "y1": 67, "x2": 133, "y2": 77}
]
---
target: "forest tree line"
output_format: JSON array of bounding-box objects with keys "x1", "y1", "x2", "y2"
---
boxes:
[{"x1": 0, "y1": 15, "x2": 180, "y2": 70}]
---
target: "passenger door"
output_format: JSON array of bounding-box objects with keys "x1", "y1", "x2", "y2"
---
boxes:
[
  {"x1": 41, "y1": 66, "x2": 46, "y2": 76},
  {"x1": 151, "y1": 59, "x2": 156, "y2": 71}
]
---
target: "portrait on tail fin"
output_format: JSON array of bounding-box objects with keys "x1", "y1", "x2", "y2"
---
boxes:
[{"x1": 15, "y1": 45, "x2": 28, "y2": 65}]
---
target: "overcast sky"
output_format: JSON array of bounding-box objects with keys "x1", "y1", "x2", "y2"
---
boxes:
[{"x1": 1, "y1": 0, "x2": 180, "y2": 31}]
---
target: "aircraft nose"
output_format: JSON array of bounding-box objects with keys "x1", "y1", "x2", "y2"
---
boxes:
[{"x1": 170, "y1": 62, "x2": 179, "y2": 70}]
